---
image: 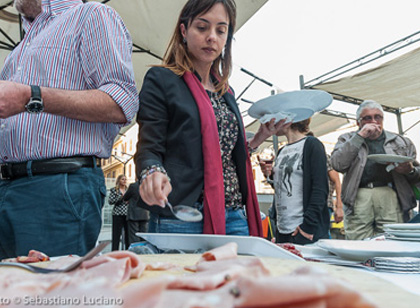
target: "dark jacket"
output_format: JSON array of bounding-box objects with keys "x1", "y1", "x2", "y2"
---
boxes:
[
  {"x1": 123, "y1": 182, "x2": 149, "y2": 221},
  {"x1": 135, "y1": 67, "x2": 250, "y2": 216},
  {"x1": 276, "y1": 136, "x2": 330, "y2": 241}
]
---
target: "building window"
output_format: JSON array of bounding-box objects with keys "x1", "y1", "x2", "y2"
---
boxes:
[
  {"x1": 112, "y1": 171, "x2": 116, "y2": 179},
  {"x1": 129, "y1": 164, "x2": 132, "y2": 178}
]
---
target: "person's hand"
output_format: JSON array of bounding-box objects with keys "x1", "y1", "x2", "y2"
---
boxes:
[
  {"x1": 334, "y1": 206, "x2": 344, "y2": 223},
  {"x1": 139, "y1": 172, "x2": 172, "y2": 207},
  {"x1": 357, "y1": 123, "x2": 382, "y2": 140},
  {"x1": 0, "y1": 81, "x2": 29, "y2": 118},
  {"x1": 257, "y1": 154, "x2": 274, "y2": 177},
  {"x1": 292, "y1": 226, "x2": 313, "y2": 241},
  {"x1": 261, "y1": 118, "x2": 292, "y2": 137},
  {"x1": 394, "y1": 161, "x2": 414, "y2": 174},
  {"x1": 249, "y1": 118, "x2": 292, "y2": 149}
]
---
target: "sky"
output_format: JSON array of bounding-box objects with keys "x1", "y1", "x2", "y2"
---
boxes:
[{"x1": 229, "y1": 0, "x2": 420, "y2": 152}]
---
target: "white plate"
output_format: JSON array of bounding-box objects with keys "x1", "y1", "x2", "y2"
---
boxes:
[
  {"x1": 384, "y1": 223, "x2": 420, "y2": 230},
  {"x1": 385, "y1": 235, "x2": 420, "y2": 242},
  {"x1": 316, "y1": 239, "x2": 420, "y2": 261},
  {"x1": 367, "y1": 154, "x2": 413, "y2": 164},
  {"x1": 136, "y1": 233, "x2": 302, "y2": 260},
  {"x1": 248, "y1": 90, "x2": 332, "y2": 123},
  {"x1": 385, "y1": 230, "x2": 420, "y2": 238}
]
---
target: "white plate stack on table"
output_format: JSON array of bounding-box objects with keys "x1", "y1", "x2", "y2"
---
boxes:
[
  {"x1": 248, "y1": 89, "x2": 333, "y2": 124},
  {"x1": 315, "y1": 239, "x2": 420, "y2": 262},
  {"x1": 384, "y1": 223, "x2": 420, "y2": 241}
]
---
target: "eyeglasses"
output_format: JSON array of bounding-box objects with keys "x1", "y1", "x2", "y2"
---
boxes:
[{"x1": 359, "y1": 114, "x2": 383, "y2": 122}]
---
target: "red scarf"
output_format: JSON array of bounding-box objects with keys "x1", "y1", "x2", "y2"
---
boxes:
[{"x1": 183, "y1": 71, "x2": 263, "y2": 236}]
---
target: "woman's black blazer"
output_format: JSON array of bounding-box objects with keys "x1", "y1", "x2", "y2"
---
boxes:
[{"x1": 135, "y1": 67, "x2": 249, "y2": 216}]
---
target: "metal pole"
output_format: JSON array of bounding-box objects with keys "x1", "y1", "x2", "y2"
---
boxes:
[
  {"x1": 270, "y1": 88, "x2": 280, "y2": 154},
  {"x1": 396, "y1": 109, "x2": 403, "y2": 135}
]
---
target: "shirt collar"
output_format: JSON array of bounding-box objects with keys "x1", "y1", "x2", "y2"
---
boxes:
[
  {"x1": 23, "y1": 0, "x2": 82, "y2": 31},
  {"x1": 48, "y1": 0, "x2": 83, "y2": 15}
]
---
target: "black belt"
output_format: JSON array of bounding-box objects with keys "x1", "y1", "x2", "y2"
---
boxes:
[
  {"x1": 359, "y1": 182, "x2": 392, "y2": 189},
  {"x1": 0, "y1": 156, "x2": 100, "y2": 180}
]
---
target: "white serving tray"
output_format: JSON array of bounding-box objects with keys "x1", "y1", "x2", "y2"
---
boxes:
[{"x1": 136, "y1": 233, "x2": 303, "y2": 260}]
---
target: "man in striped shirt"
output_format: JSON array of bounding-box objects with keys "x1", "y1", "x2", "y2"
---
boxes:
[{"x1": 0, "y1": 0, "x2": 138, "y2": 258}]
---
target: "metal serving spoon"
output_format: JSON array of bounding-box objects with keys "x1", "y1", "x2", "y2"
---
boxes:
[
  {"x1": 0, "y1": 240, "x2": 111, "y2": 274},
  {"x1": 166, "y1": 201, "x2": 203, "y2": 222}
]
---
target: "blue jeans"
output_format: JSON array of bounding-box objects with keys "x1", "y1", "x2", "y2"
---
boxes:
[
  {"x1": 0, "y1": 166, "x2": 106, "y2": 258},
  {"x1": 148, "y1": 205, "x2": 249, "y2": 236}
]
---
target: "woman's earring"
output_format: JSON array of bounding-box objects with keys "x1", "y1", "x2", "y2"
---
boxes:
[
  {"x1": 221, "y1": 47, "x2": 225, "y2": 60},
  {"x1": 183, "y1": 37, "x2": 187, "y2": 44}
]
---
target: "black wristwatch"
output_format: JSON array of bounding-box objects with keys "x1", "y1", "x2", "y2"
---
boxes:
[{"x1": 25, "y1": 85, "x2": 44, "y2": 113}]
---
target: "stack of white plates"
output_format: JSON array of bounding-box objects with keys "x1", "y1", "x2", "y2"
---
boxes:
[
  {"x1": 316, "y1": 239, "x2": 420, "y2": 261},
  {"x1": 248, "y1": 90, "x2": 333, "y2": 124},
  {"x1": 384, "y1": 223, "x2": 420, "y2": 242}
]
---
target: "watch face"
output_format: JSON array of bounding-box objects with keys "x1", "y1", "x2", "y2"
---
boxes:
[{"x1": 26, "y1": 99, "x2": 44, "y2": 113}]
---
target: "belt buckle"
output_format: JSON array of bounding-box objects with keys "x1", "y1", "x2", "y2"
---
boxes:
[{"x1": 367, "y1": 182, "x2": 374, "y2": 189}]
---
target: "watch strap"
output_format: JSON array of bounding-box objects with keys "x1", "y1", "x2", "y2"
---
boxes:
[{"x1": 31, "y1": 85, "x2": 42, "y2": 100}]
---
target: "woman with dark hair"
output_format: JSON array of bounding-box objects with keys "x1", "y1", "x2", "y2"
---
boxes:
[
  {"x1": 259, "y1": 118, "x2": 330, "y2": 244},
  {"x1": 108, "y1": 175, "x2": 129, "y2": 250},
  {"x1": 135, "y1": 0, "x2": 281, "y2": 236}
]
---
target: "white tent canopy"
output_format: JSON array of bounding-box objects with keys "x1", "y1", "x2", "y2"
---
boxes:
[
  {"x1": 302, "y1": 31, "x2": 420, "y2": 134},
  {"x1": 311, "y1": 46, "x2": 420, "y2": 110},
  {"x1": 0, "y1": 0, "x2": 268, "y2": 88}
]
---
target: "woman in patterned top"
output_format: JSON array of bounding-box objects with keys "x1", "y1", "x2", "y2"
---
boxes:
[
  {"x1": 108, "y1": 175, "x2": 129, "y2": 250},
  {"x1": 135, "y1": 0, "x2": 283, "y2": 236}
]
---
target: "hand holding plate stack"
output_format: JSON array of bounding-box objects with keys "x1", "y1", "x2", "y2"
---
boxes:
[
  {"x1": 248, "y1": 89, "x2": 333, "y2": 124},
  {"x1": 367, "y1": 154, "x2": 414, "y2": 172}
]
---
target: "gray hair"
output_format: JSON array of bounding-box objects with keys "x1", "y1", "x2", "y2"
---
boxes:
[{"x1": 356, "y1": 100, "x2": 384, "y2": 122}]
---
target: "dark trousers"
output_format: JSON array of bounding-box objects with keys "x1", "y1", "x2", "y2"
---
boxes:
[
  {"x1": 275, "y1": 229, "x2": 314, "y2": 245},
  {"x1": 127, "y1": 220, "x2": 148, "y2": 246},
  {"x1": 112, "y1": 215, "x2": 129, "y2": 251}
]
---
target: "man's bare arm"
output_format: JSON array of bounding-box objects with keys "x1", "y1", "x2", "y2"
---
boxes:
[{"x1": 0, "y1": 81, "x2": 126, "y2": 123}]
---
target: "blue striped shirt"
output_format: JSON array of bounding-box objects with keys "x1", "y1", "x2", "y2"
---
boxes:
[{"x1": 0, "y1": 0, "x2": 138, "y2": 163}]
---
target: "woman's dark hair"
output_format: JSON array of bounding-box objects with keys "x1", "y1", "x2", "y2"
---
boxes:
[
  {"x1": 291, "y1": 118, "x2": 311, "y2": 133},
  {"x1": 161, "y1": 0, "x2": 236, "y2": 95}
]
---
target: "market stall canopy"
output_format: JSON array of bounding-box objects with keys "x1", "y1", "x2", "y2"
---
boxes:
[
  {"x1": 0, "y1": 0, "x2": 268, "y2": 88},
  {"x1": 245, "y1": 112, "x2": 350, "y2": 149},
  {"x1": 310, "y1": 46, "x2": 420, "y2": 110}
]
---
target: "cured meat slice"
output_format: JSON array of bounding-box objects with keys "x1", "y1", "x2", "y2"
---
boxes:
[
  {"x1": 230, "y1": 267, "x2": 377, "y2": 308},
  {"x1": 277, "y1": 243, "x2": 304, "y2": 258},
  {"x1": 154, "y1": 287, "x2": 235, "y2": 308},
  {"x1": 1, "y1": 250, "x2": 50, "y2": 264},
  {"x1": 169, "y1": 263, "x2": 268, "y2": 291},
  {"x1": 197, "y1": 242, "x2": 238, "y2": 263},
  {"x1": 81, "y1": 250, "x2": 146, "y2": 279},
  {"x1": 28, "y1": 250, "x2": 50, "y2": 262},
  {"x1": 185, "y1": 256, "x2": 269, "y2": 274},
  {"x1": 121, "y1": 277, "x2": 174, "y2": 308}
]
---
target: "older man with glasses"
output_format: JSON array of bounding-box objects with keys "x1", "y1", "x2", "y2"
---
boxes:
[{"x1": 331, "y1": 100, "x2": 420, "y2": 240}]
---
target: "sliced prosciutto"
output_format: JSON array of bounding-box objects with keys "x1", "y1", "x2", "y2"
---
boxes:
[
  {"x1": 197, "y1": 242, "x2": 238, "y2": 263},
  {"x1": 2, "y1": 250, "x2": 50, "y2": 264}
]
